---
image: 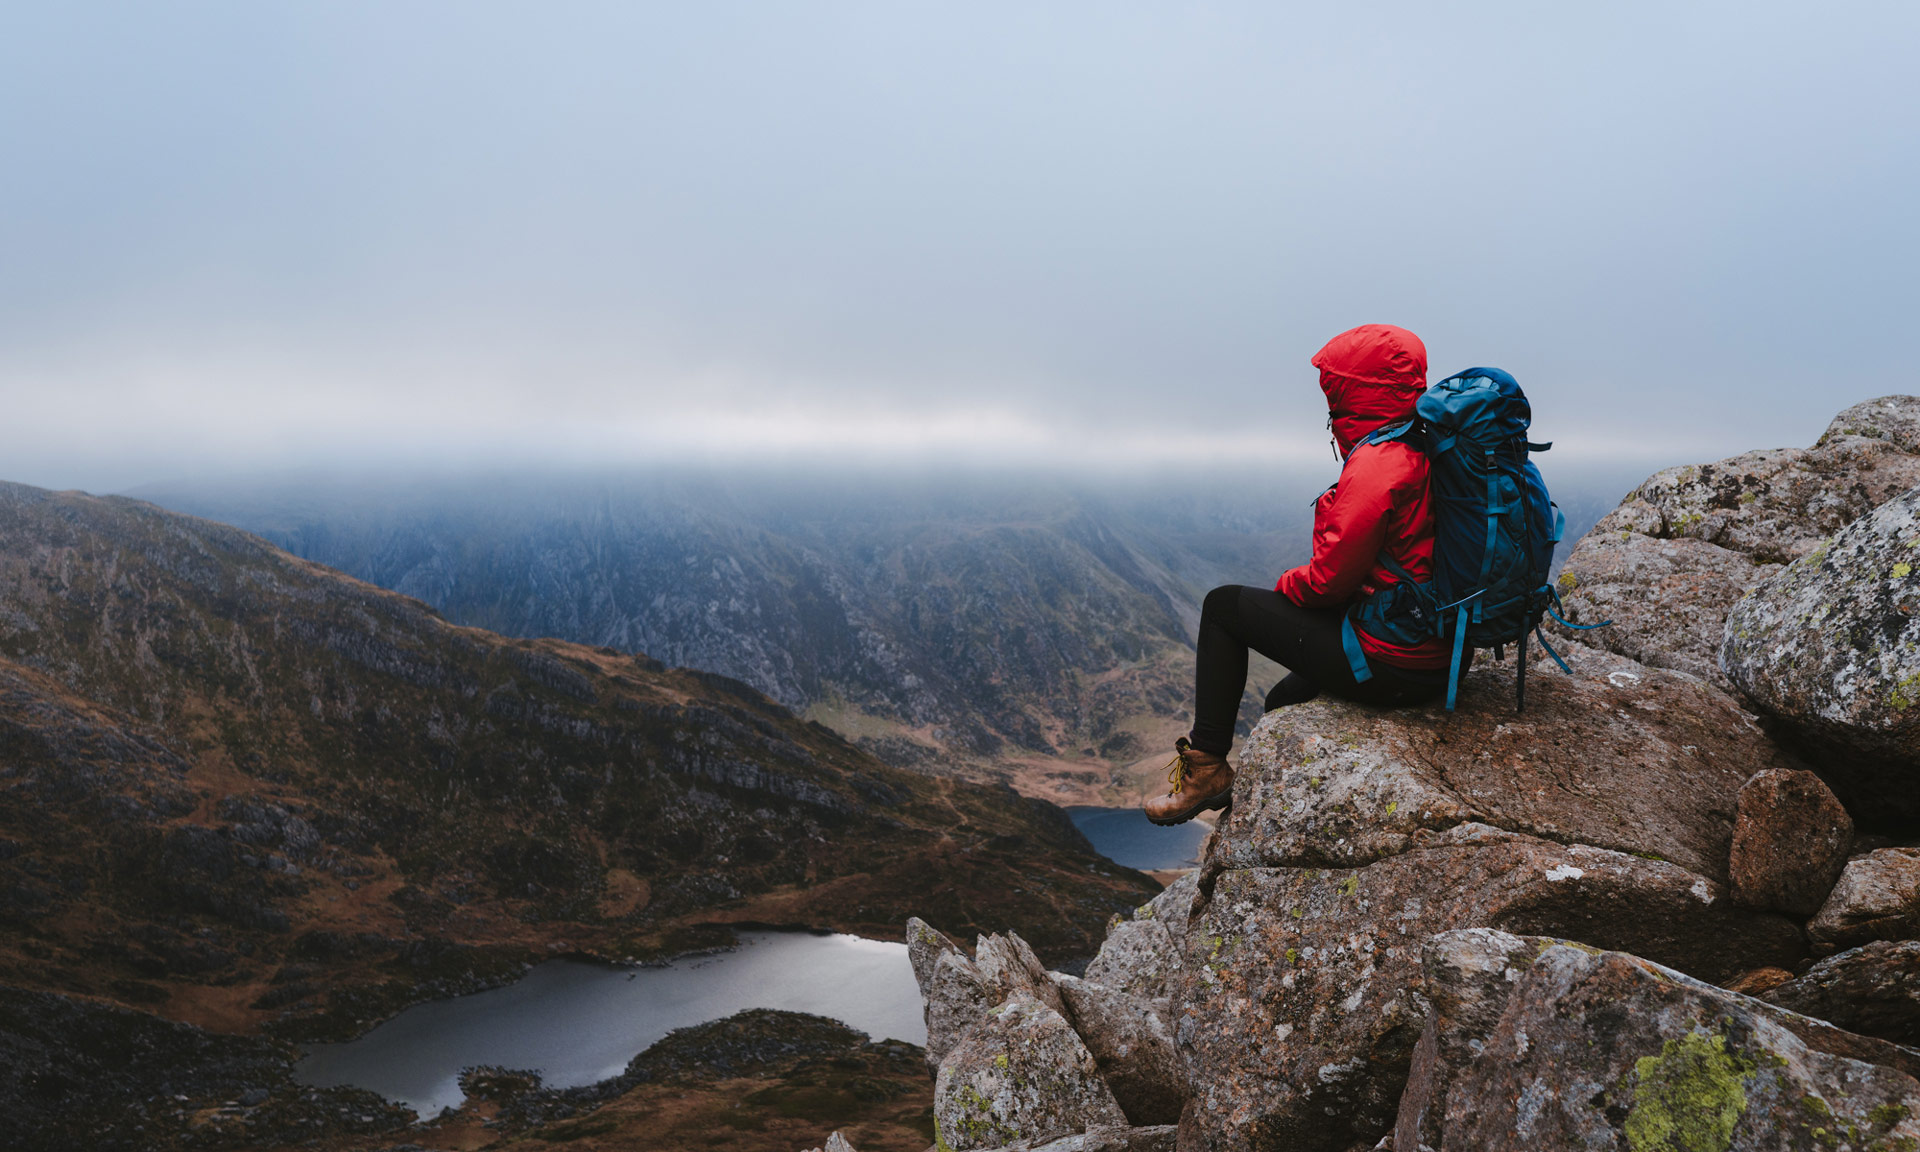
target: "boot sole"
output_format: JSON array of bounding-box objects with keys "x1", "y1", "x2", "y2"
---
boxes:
[{"x1": 1145, "y1": 788, "x2": 1233, "y2": 827}]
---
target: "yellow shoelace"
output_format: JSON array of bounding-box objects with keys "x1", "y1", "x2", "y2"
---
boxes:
[{"x1": 1163, "y1": 750, "x2": 1189, "y2": 796}]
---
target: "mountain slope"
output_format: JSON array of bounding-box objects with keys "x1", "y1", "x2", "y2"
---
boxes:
[
  {"x1": 148, "y1": 473, "x2": 1318, "y2": 800},
  {"x1": 0, "y1": 480, "x2": 1156, "y2": 1044}
]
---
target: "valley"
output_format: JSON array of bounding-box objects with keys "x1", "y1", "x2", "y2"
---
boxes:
[
  {"x1": 0, "y1": 480, "x2": 1159, "y2": 1149},
  {"x1": 143, "y1": 470, "x2": 1342, "y2": 804}
]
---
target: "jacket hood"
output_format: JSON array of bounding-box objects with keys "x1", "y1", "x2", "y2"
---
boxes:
[{"x1": 1311, "y1": 324, "x2": 1428, "y2": 452}]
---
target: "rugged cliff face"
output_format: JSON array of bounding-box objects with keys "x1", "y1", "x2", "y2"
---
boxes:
[
  {"x1": 894, "y1": 398, "x2": 1920, "y2": 1152},
  {"x1": 0, "y1": 480, "x2": 1159, "y2": 1150}
]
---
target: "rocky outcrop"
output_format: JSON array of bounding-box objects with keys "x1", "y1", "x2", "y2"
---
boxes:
[
  {"x1": 1054, "y1": 974, "x2": 1184, "y2": 1126},
  {"x1": 1767, "y1": 940, "x2": 1920, "y2": 1048},
  {"x1": 1398, "y1": 929, "x2": 1920, "y2": 1151},
  {"x1": 1207, "y1": 641, "x2": 1793, "y2": 883},
  {"x1": 1557, "y1": 394, "x2": 1920, "y2": 688},
  {"x1": 909, "y1": 918, "x2": 993, "y2": 1071},
  {"x1": 1729, "y1": 768, "x2": 1854, "y2": 916},
  {"x1": 1082, "y1": 871, "x2": 1198, "y2": 1002},
  {"x1": 1808, "y1": 848, "x2": 1920, "y2": 952},
  {"x1": 893, "y1": 400, "x2": 1920, "y2": 1152},
  {"x1": 1722, "y1": 485, "x2": 1920, "y2": 823},
  {"x1": 910, "y1": 643, "x2": 1856, "y2": 1152},
  {"x1": 908, "y1": 912, "x2": 1193, "y2": 1146},
  {"x1": 1824, "y1": 394, "x2": 1920, "y2": 455},
  {"x1": 934, "y1": 990, "x2": 1128, "y2": 1150},
  {"x1": 1183, "y1": 823, "x2": 1802, "y2": 1151}
]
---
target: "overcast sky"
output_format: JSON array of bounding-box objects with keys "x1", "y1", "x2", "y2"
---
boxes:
[{"x1": 3, "y1": 2, "x2": 1916, "y2": 491}]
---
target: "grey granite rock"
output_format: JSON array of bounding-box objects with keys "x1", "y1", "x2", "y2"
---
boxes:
[
  {"x1": 976, "y1": 930, "x2": 1067, "y2": 1017},
  {"x1": 1553, "y1": 532, "x2": 1777, "y2": 689},
  {"x1": 907, "y1": 916, "x2": 993, "y2": 1072},
  {"x1": 1083, "y1": 872, "x2": 1198, "y2": 1003},
  {"x1": 1207, "y1": 642, "x2": 1789, "y2": 883},
  {"x1": 1175, "y1": 825, "x2": 1801, "y2": 1152},
  {"x1": 1557, "y1": 394, "x2": 1920, "y2": 690},
  {"x1": 1722, "y1": 485, "x2": 1920, "y2": 821},
  {"x1": 1822, "y1": 395, "x2": 1920, "y2": 456},
  {"x1": 933, "y1": 989, "x2": 1128, "y2": 1151},
  {"x1": 1400, "y1": 932, "x2": 1920, "y2": 1152},
  {"x1": 1054, "y1": 973, "x2": 1185, "y2": 1126}
]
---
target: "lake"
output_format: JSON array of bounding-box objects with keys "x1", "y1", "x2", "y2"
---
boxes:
[
  {"x1": 298, "y1": 809, "x2": 1199, "y2": 1118},
  {"x1": 294, "y1": 930, "x2": 924, "y2": 1118},
  {"x1": 1067, "y1": 805, "x2": 1211, "y2": 871}
]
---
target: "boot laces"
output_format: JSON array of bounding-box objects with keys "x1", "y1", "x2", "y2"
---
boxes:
[{"x1": 1163, "y1": 749, "x2": 1191, "y2": 796}]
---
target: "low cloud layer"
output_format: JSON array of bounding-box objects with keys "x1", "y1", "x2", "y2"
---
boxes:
[{"x1": 3, "y1": 2, "x2": 1914, "y2": 491}]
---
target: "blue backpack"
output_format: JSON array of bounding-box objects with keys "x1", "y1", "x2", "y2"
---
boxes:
[{"x1": 1338, "y1": 367, "x2": 1604, "y2": 710}]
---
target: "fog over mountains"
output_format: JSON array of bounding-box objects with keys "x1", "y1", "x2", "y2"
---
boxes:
[{"x1": 146, "y1": 465, "x2": 1639, "y2": 802}]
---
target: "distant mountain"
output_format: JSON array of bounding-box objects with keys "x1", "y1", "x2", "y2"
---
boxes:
[
  {"x1": 148, "y1": 472, "x2": 1321, "y2": 802},
  {"x1": 0, "y1": 481, "x2": 1158, "y2": 1056},
  {"x1": 146, "y1": 465, "x2": 1639, "y2": 804}
]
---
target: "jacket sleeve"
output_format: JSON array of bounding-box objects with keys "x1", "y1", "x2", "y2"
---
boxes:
[{"x1": 1274, "y1": 446, "x2": 1405, "y2": 607}]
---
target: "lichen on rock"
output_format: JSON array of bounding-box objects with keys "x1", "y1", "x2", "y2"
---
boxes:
[
  {"x1": 932, "y1": 989, "x2": 1127, "y2": 1151},
  {"x1": 1721, "y1": 484, "x2": 1920, "y2": 824},
  {"x1": 1559, "y1": 395, "x2": 1920, "y2": 690}
]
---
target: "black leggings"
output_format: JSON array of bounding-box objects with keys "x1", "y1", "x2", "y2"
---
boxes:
[{"x1": 1187, "y1": 584, "x2": 1448, "y2": 756}]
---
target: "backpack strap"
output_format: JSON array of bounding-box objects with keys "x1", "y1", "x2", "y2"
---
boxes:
[
  {"x1": 1445, "y1": 605, "x2": 1470, "y2": 711},
  {"x1": 1360, "y1": 419, "x2": 1416, "y2": 448},
  {"x1": 1340, "y1": 615, "x2": 1373, "y2": 684},
  {"x1": 1533, "y1": 624, "x2": 1574, "y2": 675}
]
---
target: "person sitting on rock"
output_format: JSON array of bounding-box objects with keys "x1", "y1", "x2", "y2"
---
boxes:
[{"x1": 1145, "y1": 323, "x2": 1453, "y2": 826}]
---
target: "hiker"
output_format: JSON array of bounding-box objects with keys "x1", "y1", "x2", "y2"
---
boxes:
[{"x1": 1144, "y1": 323, "x2": 1455, "y2": 826}]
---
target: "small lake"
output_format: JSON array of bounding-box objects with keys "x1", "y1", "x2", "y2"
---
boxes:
[
  {"x1": 1067, "y1": 805, "x2": 1210, "y2": 871},
  {"x1": 295, "y1": 931, "x2": 924, "y2": 1118}
]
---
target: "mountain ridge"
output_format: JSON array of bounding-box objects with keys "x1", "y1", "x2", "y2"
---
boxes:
[{"x1": 0, "y1": 479, "x2": 1155, "y2": 1053}]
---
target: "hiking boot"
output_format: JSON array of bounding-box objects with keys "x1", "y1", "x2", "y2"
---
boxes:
[{"x1": 1142, "y1": 738, "x2": 1234, "y2": 827}]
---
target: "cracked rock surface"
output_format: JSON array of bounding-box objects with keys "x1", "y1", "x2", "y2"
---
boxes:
[
  {"x1": 1399, "y1": 929, "x2": 1920, "y2": 1152},
  {"x1": 1722, "y1": 484, "x2": 1920, "y2": 822},
  {"x1": 1558, "y1": 394, "x2": 1920, "y2": 689},
  {"x1": 1206, "y1": 641, "x2": 1793, "y2": 884},
  {"x1": 1178, "y1": 824, "x2": 1801, "y2": 1152}
]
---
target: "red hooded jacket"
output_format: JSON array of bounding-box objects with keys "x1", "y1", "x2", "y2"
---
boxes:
[{"x1": 1274, "y1": 324, "x2": 1449, "y2": 670}]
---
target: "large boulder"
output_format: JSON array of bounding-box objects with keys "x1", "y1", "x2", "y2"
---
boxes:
[
  {"x1": 1177, "y1": 823, "x2": 1802, "y2": 1152},
  {"x1": 911, "y1": 912, "x2": 1189, "y2": 1143},
  {"x1": 1054, "y1": 973, "x2": 1185, "y2": 1126},
  {"x1": 1170, "y1": 646, "x2": 1817, "y2": 1152},
  {"x1": 1398, "y1": 929, "x2": 1920, "y2": 1152},
  {"x1": 1721, "y1": 485, "x2": 1920, "y2": 825},
  {"x1": 1083, "y1": 871, "x2": 1197, "y2": 1002},
  {"x1": 1807, "y1": 848, "x2": 1920, "y2": 952},
  {"x1": 943, "y1": 1127, "x2": 1179, "y2": 1152},
  {"x1": 908, "y1": 917, "x2": 993, "y2": 1071},
  {"x1": 975, "y1": 930, "x2": 1068, "y2": 1017},
  {"x1": 1728, "y1": 768, "x2": 1854, "y2": 916},
  {"x1": 933, "y1": 989, "x2": 1128, "y2": 1151},
  {"x1": 1558, "y1": 394, "x2": 1920, "y2": 689},
  {"x1": 1207, "y1": 641, "x2": 1795, "y2": 883},
  {"x1": 1823, "y1": 394, "x2": 1920, "y2": 455},
  {"x1": 1767, "y1": 940, "x2": 1920, "y2": 1048}
]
